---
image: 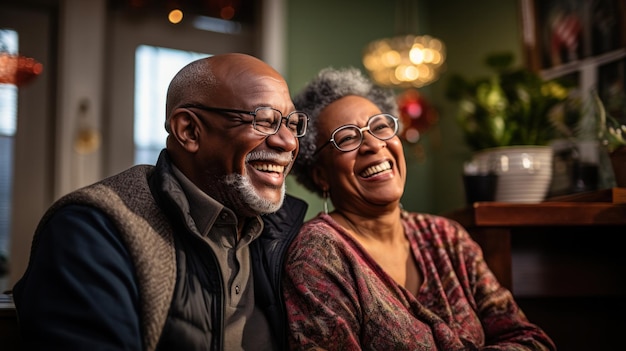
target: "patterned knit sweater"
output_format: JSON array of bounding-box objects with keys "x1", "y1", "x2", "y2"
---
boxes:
[{"x1": 282, "y1": 211, "x2": 556, "y2": 350}]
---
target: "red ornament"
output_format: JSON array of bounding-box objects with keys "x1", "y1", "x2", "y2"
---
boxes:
[
  {"x1": 397, "y1": 89, "x2": 438, "y2": 143},
  {"x1": 0, "y1": 53, "x2": 43, "y2": 86}
]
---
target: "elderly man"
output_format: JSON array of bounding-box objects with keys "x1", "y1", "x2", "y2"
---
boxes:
[{"x1": 13, "y1": 53, "x2": 308, "y2": 350}]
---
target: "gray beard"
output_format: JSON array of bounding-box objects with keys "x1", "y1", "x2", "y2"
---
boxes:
[{"x1": 223, "y1": 173, "x2": 285, "y2": 215}]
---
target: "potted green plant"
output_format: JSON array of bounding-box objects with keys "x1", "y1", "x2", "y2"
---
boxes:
[
  {"x1": 445, "y1": 52, "x2": 572, "y2": 150},
  {"x1": 445, "y1": 52, "x2": 573, "y2": 202},
  {"x1": 594, "y1": 91, "x2": 626, "y2": 187}
]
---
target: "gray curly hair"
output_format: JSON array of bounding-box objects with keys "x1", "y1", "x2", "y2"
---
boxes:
[{"x1": 291, "y1": 67, "x2": 398, "y2": 197}]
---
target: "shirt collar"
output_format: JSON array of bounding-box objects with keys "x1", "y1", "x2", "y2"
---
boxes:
[{"x1": 170, "y1": 164, "x2": 263, "y2": 241}]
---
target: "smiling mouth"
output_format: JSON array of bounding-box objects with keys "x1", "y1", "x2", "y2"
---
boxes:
[
  {"x1": 252, "y1": 163, "x2": 285, "y2": 173},
  {"x1": 360, "y1": 161, "x2": 392, "y2": 178}
]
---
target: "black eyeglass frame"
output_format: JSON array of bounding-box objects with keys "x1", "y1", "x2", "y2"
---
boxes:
[
  {"x1": 180, "y1": 103, "x2": 309, "y2": 137},
  {"x1": 313, "y1": 113, "x2": 399, "y2": 156}
]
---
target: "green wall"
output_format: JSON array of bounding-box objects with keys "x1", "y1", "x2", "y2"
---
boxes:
[
  {"x1": 427, "y1": 0, "x2": 524, "y2": 214},
  {"x1": 284, "y1": 0, "x2": 524, "y2": 219}
]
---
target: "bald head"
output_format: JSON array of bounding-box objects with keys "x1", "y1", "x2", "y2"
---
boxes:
[
  {"x1": 162, "y1": 53, "x2": 298, "y2": 217},
  {"x1": 164, "y1": 53, "x2": 284, "y2": 133}
]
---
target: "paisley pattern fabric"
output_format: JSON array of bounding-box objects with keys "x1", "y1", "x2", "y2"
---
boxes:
[{"x1": 283, "y1": 211, "x2": 555, "y2": 351}]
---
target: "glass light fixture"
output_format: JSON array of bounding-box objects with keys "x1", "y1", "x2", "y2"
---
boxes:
[
  {"x1": 362, "y1": 0, "x2": 446, "y2": 89},
  {"x1": 363, "y1": 34, "x2": 445, "y2": 88}
]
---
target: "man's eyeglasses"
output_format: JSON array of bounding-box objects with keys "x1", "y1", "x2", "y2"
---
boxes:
[
  {"x1": 181, "y1": 104, "x2": 309, "y2": 137},
  {"x1": 314, "y1": 114, "x2": 399, "y2": 155}
]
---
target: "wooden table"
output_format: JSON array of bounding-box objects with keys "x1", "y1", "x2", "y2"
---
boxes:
[{"x1": 445, "y1": 187, "x2": 626, "y2": 292}]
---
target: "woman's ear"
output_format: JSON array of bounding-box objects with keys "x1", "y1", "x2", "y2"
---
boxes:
[
  {"x1": 312, "y1": 164, "x2": 329, "y2": 191},
  {"x1": 169, "y1": 109, "x2": 200, "y2": 152}
]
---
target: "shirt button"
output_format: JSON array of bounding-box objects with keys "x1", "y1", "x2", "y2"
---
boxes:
[
  {"x1": 235, "y1": 285, "x2": 240, "y2": 294},
  {"x1": 221, "y1": 212, "x2": 228, "y2": 220}
]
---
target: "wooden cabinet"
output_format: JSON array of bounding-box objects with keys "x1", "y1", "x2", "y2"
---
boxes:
[{"x1": 444, "y1": 188, "x2": 626, "y2": 350}]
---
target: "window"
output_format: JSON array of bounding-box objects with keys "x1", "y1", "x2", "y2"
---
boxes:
[
  {"x1": 0, "y1": 29, "x2": 18, "y2": 261},
  {"x1": 133, "y1": 45, "x2": 209, "y2": 165}
]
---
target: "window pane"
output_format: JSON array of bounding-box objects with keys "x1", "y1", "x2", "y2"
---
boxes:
[
  {"x1": 0, "y1": 136, "x2": 13, "y2": 258},
  {"x1": 0, "y1": 29, "x2": 18, "y2": 136},
  {"x1": 0, "y1": 29, "x2": 17, "y2": 263},
  {"x1": 0, "y1": 85, "x2": 17, "y2": 137},
  {"x1": 134, "y1": 45, "x2": 210, "y2": 164}
]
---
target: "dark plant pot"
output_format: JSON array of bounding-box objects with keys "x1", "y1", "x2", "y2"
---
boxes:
[
  {"x1": 609, "y1": 146, "x2": 626, "y2": 188},
  {"x1": 463, "y1": 174, "x2": 498, "y2": 204}
]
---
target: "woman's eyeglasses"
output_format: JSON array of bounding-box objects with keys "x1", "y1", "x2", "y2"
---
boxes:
[{"x1": 314, "y1": 113, "x2": 399, "y2": 155}]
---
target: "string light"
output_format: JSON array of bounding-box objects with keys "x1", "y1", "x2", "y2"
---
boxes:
[{"x1": 168, "y1": 9, "x2": 184, "y2": 24}]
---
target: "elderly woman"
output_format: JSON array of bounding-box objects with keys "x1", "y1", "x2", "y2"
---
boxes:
[{"x1": 282, "y1": 67, "x2": 556, "y2": 351}]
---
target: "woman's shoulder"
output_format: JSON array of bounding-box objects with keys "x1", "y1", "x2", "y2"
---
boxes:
[
  {"x1": 289, "y1": 214, "x2": 353, "y2": 256},
  {"x1": 297, "y1": 214, "x2": 343, "y2": 240}
]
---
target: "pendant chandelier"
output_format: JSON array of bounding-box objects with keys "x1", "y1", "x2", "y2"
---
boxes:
[{"x1": 363, "y1": 0, "x2": 445, "y2": 89}]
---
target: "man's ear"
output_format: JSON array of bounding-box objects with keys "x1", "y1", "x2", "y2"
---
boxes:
[{"x1": 169, "y1": 109, "x2": 200, "y2": 152}]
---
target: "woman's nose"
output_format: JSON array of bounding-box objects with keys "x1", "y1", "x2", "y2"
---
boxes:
[{"x1": 359, "y1": 132, "x2": 385, "y2": 152}]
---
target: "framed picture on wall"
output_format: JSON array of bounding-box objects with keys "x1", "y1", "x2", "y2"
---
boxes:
[
  {"x1": 520, "y1": 0, "x2": 626, "y2": 194},
  {"x1": 521, "y1": 0, "x2": 626, "y2": 72}
]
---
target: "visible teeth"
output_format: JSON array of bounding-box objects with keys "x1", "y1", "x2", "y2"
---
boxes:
[
  {"x1": 361, "y1": 161, "x2": 391, "y2": 177},
  {"x1": 253, "y1": 164, "x2": 285, "y2": 173}
]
